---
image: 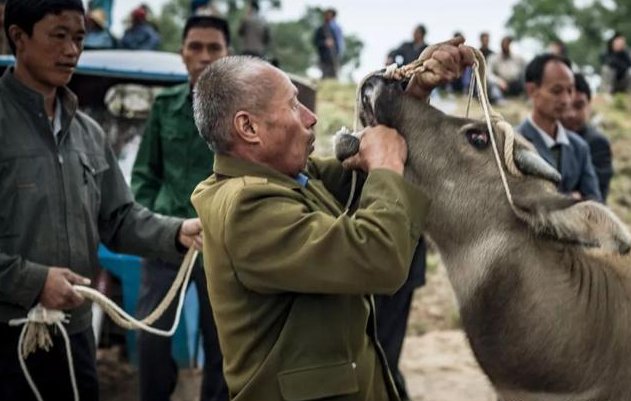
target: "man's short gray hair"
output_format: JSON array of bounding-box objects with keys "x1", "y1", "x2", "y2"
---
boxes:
[{"x1": 193, "y1": 56, "x2": 273, "y2": 154}]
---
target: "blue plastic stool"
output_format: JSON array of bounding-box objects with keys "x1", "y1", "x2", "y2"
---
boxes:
[{"x1": 97, "y1": 244, "x2": 198, "y2": 367}]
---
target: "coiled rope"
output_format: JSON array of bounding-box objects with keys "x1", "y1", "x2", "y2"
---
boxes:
[{"x1": 9, "y1": 247, "x2": 199, "y2": 401}]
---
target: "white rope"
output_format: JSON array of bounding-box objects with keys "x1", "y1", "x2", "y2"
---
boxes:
[
  {"x1": 8, "y1": 247, "x2": 199, "y2": 401},
  {"x1": 470, "y1": 61, "x2": 518, "y2": 211},
  {"x1": 348, "y1": 45, "x2": 527, "y2": 220},
  {"x1": 10, "y1": 306, "x2": 78, "y2": 401}
]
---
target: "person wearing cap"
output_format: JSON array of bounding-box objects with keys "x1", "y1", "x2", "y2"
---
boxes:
[
  {"x1": 84, "y1": 8, "x2": 116, "y2": 50},
  {"x1": 131, "y1": 15, "x2": 231, "y2": 401},
  {"x1": 121, "y1": 6, "x2": 160, "y2": 50}
]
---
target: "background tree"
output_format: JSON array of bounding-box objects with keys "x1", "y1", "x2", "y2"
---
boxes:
[{"x1": 507, "y1": 0, "x2": 631, "y2": 68}]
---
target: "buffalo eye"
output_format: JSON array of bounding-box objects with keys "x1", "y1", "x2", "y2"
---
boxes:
[{"x1": 465, "y1": 129, "x2": 490, "y2": 149}]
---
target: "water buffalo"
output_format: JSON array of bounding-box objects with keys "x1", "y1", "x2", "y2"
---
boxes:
[{"x1": 336, "y1": 72, "x2": 631, "y2": 401}]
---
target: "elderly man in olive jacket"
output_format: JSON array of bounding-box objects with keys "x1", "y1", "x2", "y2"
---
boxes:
[{"x1": 191, "y1": 41, "x2": 472, "y2": 401}]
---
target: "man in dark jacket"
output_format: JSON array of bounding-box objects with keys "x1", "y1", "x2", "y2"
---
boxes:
[
  {"x1": 561, "y1": 72, "x2": 614, "y2": 202},
  {"x1": 601, "y1": 33, "x2": 631, "y2": 93},
  {"x1": 0, "y1": 1, "x2": 202, "y2": 400},
  {"x1": 313, "y1": 8, "x2": 343, "y2": 79},
  {"x1": 131, "y1": 15, "x2": 230, "y2": 401}
]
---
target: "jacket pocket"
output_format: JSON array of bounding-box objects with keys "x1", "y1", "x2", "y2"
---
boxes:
[
  {"x1": 78, "y1": 152, "x2": 110, "y2": 216},
  {"x1": 278, "y1": 361, "x2": 359, "y2": 401}
]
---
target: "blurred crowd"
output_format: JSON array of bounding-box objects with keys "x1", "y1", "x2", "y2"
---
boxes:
[{"x1": 385, "y1": 26, "x2": 631, "y2": 97}]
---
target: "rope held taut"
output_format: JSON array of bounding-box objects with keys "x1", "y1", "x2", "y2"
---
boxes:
[
  {"x1": 9, "y1": 247, "x2": 199, "y2": 401},
  {"x1": 353, "y1": 44, "x2": 526, "y2": 219}
]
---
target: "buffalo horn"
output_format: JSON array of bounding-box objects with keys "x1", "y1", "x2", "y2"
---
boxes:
[{"x1": 514, "y1": 149, "x2": 562, "y2": 184}]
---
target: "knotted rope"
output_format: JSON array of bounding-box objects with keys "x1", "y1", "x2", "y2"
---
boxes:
[
  {"x1": 352, "y1": 44, "x2": 526, "y2": 217},
  {"x1": 9, "y1": 247, "x2": 199, "y2": 401}
]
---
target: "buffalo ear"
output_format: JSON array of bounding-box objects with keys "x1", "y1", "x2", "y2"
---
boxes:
[{"x1": 513, "y1": 191, "x2": 631, "y2": 255}]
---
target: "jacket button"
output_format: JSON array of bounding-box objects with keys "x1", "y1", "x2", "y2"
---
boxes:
[{"x1": 351, "y1": 362, "x2": 357, "y2": 369}]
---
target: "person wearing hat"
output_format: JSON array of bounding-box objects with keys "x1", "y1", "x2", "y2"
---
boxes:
[
  {"x1": 121, "y1": 6, "x2": 160, "y2": 50},
  {"x1": 84, "y1": 8, "x2": 117, "y2": 50}
]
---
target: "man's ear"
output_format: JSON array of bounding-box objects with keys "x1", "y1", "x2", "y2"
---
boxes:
[
  {"x1": 8, "y1": 25, "x2": 26, "y2": 52},
  {"x1": 234, "y1": 111, "x2": 261, "y2": 145},
  {"x1": 525, "y1": 82, "x2": 537, "y2": 99}
]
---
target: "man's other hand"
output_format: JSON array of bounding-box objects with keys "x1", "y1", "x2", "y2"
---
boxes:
[
  {"x1": 40, "y1": 267, "x2": 90, "y2": 310},
  {"x1": 178, "y1": 218, "x2": 204, "y2": 251},
  {"x1": 342, "y1": 125, "x2": 407, "y2": 175},
  {"x1": 406, "y1": 36, "x2": 475, "y2": 99}
]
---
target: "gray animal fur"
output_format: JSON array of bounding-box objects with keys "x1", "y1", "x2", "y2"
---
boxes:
[{"x1": 339, "y1": 73, "x2": 631, "y2": 401}]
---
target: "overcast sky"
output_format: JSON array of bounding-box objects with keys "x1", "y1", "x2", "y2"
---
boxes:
[{"x1": 107, "y1": 0, "x2": 527, "y2": 80}]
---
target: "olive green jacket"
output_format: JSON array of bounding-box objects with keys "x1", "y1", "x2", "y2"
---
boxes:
[
  {"x1": 191, "y1": 154, "x2": 429, "y2": 401},
  {"x1": 0, "y1": 69, "x2": 183, "y2": 333},
  {"x1": 131, "y1": 83, "x2": 214, "y2": 218}
]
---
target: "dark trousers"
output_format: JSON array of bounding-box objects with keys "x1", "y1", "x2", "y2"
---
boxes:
[
  {"x1": 0, "y1": 324, "x2": 98, "y2": 401},
  {"x1": 136, "y1": 258, "x2": 227, "y2": 401},
  {"x1": 374, "y1": 288, "x2": 415, "y2": 401},
  {"x1": 374, "y1": 240, "x2": 427, "y2": 401},
  {"x1": 320, "y1": 59, "x2": 339, "y2": 79}
]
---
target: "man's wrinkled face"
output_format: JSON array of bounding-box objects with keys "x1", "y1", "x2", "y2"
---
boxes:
[
  {"x1": 256, "y1": 67, "x2": 318, "y2": 177},
  {"x1": 561, "y1": 91, "x2": 591, "y2": 133},
  {"x1": 12, "y1": 10, "x2": 85, "y2": 91},
  {"x1": 181, "y1": 27, "x2": 228, "y2": 86},
  {"x1": 529, "y1": 61, "x2": 574, "y2": 123}
]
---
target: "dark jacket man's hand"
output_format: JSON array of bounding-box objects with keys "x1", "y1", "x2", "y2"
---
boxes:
[
  {"x1": 39, "y1": 268, "x2": 91, "y2": 310},
  {"x1": 178, "y1": 218, "x2": 204, "y2": 251}
]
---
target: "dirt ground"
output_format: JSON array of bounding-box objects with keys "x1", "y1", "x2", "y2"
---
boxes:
[
  {"x1": 98, "y1": 257, "x2": 497, "y2": 401},
  {"x1": 401, "y1": 259, "x2": 497, "y2": 401}
]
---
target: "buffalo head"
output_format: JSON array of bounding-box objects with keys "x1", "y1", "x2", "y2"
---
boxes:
[{"x1": 336, "y1": 72, "x2": 630, "y2": 255}]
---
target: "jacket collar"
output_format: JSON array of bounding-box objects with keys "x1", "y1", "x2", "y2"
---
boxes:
[
  {"x1": 527, "y1": 115, "x2": 570, "y2": 148},
  {"x1": 213, "y1": 153, "x2": 304, "y2": 189},
  {"x1": 168, "y1": 83, "x2": 192, "y2": 113},
  {"x1": 0, "y1": 68, "x2": 78, "y2": 133}
]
